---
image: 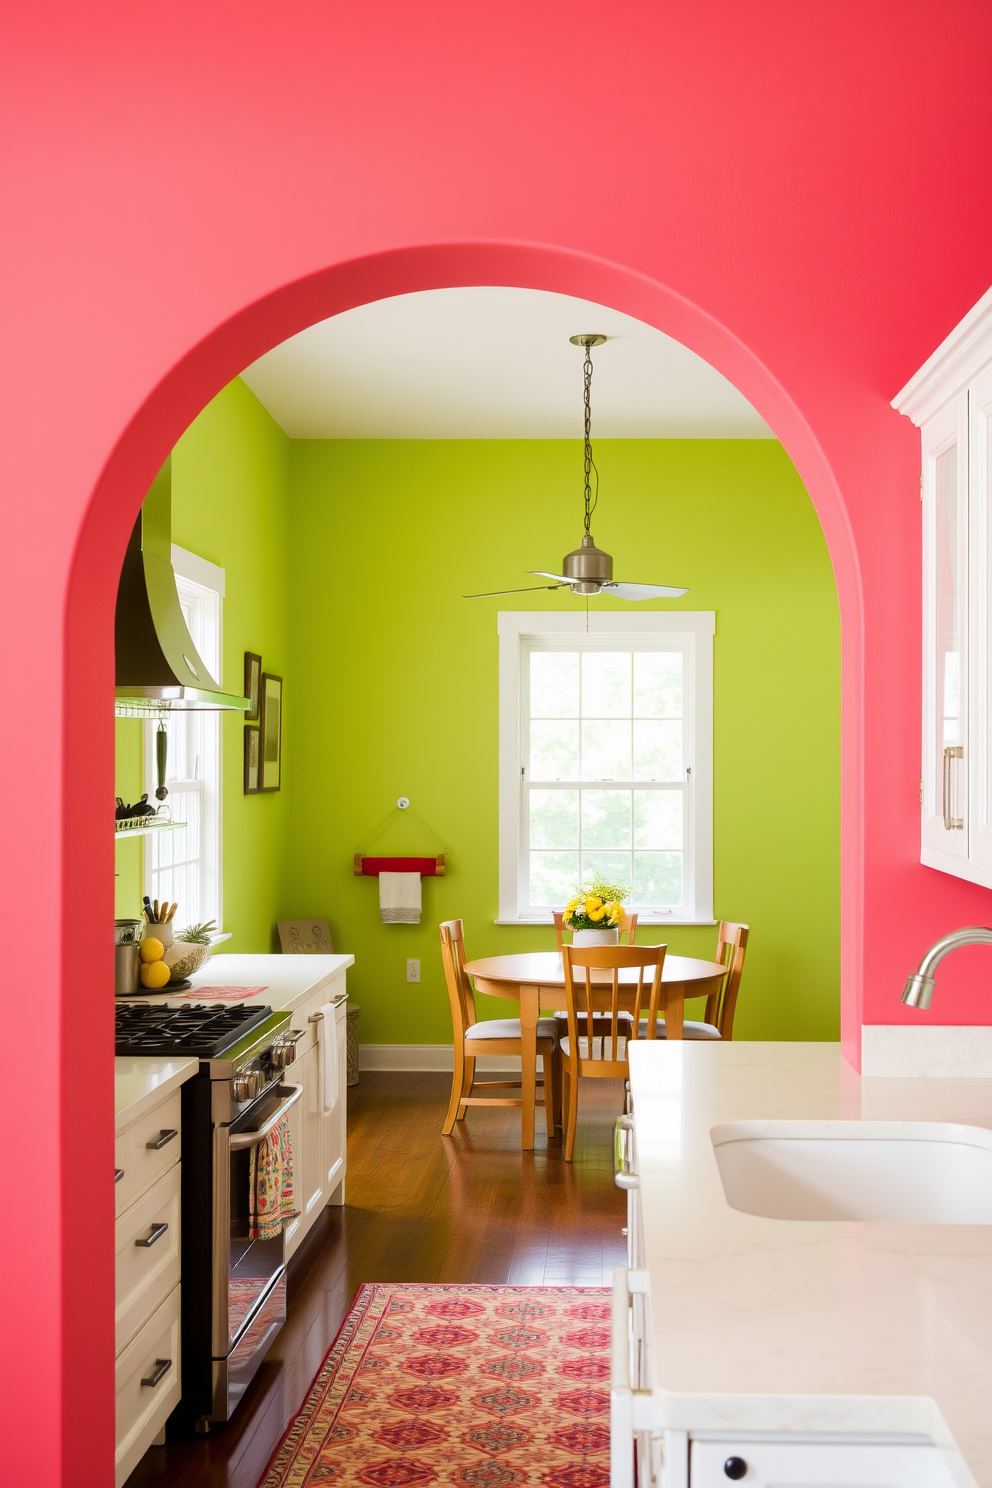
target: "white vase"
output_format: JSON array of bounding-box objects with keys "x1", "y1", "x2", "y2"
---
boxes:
[{"x1": 571, "y1": 927, "x2": 620, "y2": 947}]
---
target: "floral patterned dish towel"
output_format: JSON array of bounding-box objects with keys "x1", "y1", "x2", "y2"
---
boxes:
[{"x1": 249, "y1": 1111, "x2": 300, "y2": 1240}]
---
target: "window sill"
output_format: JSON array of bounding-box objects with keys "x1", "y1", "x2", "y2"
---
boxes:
[
  {"x1": 208, "y1": 931, "x2": 232, "y2": 945},
  {"x1": 493, "y1": 917, "x2": 718, "y2": 927}
]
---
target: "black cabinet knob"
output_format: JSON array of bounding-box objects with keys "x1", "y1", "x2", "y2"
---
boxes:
[{"x1": 724, "y1": 1459, "x2": 747, "y2": 1481}]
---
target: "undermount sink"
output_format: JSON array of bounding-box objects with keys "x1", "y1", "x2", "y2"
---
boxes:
[{"x1": 711, "y1": 1120, "x2": 992, "y2": 1223}]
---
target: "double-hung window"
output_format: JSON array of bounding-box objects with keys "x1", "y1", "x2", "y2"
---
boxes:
[
  {"x1": 143, "y1": 547, "x2": 224, "y2": 931},
  {"x1": 498, "y1": 612, "x2": 714, "y2": 924}
]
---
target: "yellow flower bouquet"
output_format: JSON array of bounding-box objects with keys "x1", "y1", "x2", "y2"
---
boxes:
[{"x1": 562, "y1": 876, "x2": 631, "y2": 933}]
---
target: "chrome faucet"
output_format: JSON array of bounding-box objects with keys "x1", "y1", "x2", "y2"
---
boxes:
[{"x1": 901, "y1": 927, "x2": 992, "y2": 1009}]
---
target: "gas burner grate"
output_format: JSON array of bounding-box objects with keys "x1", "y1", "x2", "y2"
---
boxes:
[{"x1": 114, "y1": 1001, "x2": 273, "y2": 1057}]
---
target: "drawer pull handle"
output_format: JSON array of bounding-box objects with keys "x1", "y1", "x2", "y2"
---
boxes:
[
  {"x1": 614, "y1": 1116, "x2": 638, "y2": 1190},
  {"x1": 115, "y1": 1168, "x2": 125, "y2": 1184},
  {"x1": 724, "y1": 1459, "x2": 747, "y2": 1481},
  {"x1": 140, "y1": 1358, "x2": 173, "y2": 1389},
  {"x1": 309, "y1": 1012, "x2": 324, "y2": 1024},
  {"x1": 146, "y1": 1128, "x2": 178, "y2": 1151},
  {"x1": 135, "y1": 1221, "x2": 169, "y2": 1249}
]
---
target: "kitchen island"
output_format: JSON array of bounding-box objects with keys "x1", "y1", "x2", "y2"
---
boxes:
[{"x1": 624, "y1": 1041, "x2": 992, "y2": 1488}]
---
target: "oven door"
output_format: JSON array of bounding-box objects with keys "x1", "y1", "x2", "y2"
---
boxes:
[{"x1": 210, "y1": 1080, "x2": 302, "y2": 1418}]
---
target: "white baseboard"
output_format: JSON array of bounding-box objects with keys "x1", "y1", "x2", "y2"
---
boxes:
[
  {"x1": 862, "y1": 1024, "x2": 992, "y2": 1077},
  {"x1": 359, "y1": 1043, "x2": 530, "y2": 1073}
]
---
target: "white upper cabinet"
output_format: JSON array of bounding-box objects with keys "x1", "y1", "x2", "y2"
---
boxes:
[{"x1": 895, "y1": 286, "x2": 992, "y2": 887}]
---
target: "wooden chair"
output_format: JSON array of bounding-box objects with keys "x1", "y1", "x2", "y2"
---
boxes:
[
  {"x1": 439, "y1": 919, "x2": 561, "y2": 1137},
  {"x1": 552, "y1": 909, "x2": 639, "y2": 1040},
  {"x1": 552, "y1": 908, "x2": 638, "y2": 950},
  {"x1": 560, "y1": 942, "x2": 667, "y2": 1162},
  {"x1": 636, "y1": 919, "x2": 749, "y2": 1040}
]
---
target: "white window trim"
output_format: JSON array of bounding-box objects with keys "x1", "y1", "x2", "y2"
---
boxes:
[
  {"x1": 142, "y1": 545, "x2": 225, "y2": 932},
  {"x1": 497, "y1": 611, "x2": 715, "y2": 926}
]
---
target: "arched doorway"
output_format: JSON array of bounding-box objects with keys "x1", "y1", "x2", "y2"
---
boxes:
[{"x1": 62, "y1": 241, "x2": 860, "y2": 1484}]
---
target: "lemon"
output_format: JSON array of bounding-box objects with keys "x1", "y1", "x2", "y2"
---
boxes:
[
  {"x1": 139, "y1": 936, "x2": 165, "y2": 963},
  {"x1": 140, "y1": 959, "x2": 171, "y2": 989}
]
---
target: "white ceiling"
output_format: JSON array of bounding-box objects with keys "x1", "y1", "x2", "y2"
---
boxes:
[{"x1": 240, "y1": 287, "x2": 774, "y2": 440}]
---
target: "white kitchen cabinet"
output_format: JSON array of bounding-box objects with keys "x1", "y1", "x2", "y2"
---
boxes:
[
  {"x1": 689, "y1": 1439, "x2": 958, "y2": 1487},
  {"x1": 895, "y1": 285, "x2": 992, "y2": 885},
  {"x1": 284, "y1": 976, "x2": 348, "y2": 1262},
  {"x1": 114, "y1": 1082, "x2": 184, "y2": 1487}
]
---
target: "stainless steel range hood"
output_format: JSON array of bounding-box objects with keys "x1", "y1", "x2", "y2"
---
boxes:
[{"x1": 115, "y1": 457, "x2": 251, "y2": 716}]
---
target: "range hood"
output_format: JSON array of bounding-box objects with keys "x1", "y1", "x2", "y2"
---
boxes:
[{"x1": 115, "y1": 457, "x2": 251, "y2": 716}]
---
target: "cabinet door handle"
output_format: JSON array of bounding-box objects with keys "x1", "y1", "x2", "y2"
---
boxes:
[
  {"x1": 943, "y1": 745, "x2": 964, "y2": 830},
  {"x1": 140, "y1": 1358, "x2": 172, "y2": 1388},
  {"x1": 146, "y1": 1128, "x2": 178, "y2": 1150},
  {"x1": 614, "y1": 1116, "x2": 638, "y2": 1190},
  {"x1": 309, "y1": 1012, "x2": 323, "y2": 1023},
  {"x1": 135, "y1": 1221, "x2": 169, "y2": 1248},
  {"x1": 114, "y1": 1168, "x2": 125, "y2": 1184}
]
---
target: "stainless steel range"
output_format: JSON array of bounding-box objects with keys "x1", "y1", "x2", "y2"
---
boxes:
[{"x1": 115, "y1": 1001, "x2": 304, "y2": 1432}]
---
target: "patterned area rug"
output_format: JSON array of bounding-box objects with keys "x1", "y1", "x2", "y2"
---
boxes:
[{"x1": 258, "y1": 1283, "x2": 612, "y2": 1488}]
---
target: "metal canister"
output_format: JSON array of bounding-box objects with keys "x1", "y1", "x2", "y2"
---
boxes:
[{"x1": 114, "y1": 919, "x2": 142, "y2": 996}]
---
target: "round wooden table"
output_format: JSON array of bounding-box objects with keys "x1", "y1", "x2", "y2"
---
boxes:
[{"x1": 463, "y1": 950, "x2": 726, "y2": 1149}]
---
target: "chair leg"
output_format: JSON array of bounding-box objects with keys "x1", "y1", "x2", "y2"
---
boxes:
[
  {"x1": 443, "y1": 1043, "x2": 466, "y2": 1135},
  {"x1": 564, "y1": 1065, "x2": 579, "y2": 1162},
  {"x1": 457, "y1": 1055, "x2": 475, "y2": 1119},
  {"x1": 544, "y1": 1045, "x2": 561, "y2": 1135}
]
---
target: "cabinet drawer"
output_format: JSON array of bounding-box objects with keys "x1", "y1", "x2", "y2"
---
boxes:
[
  {"x1": 122, "y1": 1089, "x2": 182, "y2": 1202},
  {"x1": 115, "y1": 1131, "x2": 131, "y2": 1215},
  {"x1": 115, "y1": 1283, "x2": 181, "y2": 1488},
  {"x1": 689, "y1": 1440, "x2": 958, "y2": 1487},
  {"x1": 116, "y1": 1164, "x2": 180, "y2": 1353},
  {"x1": 290, "y1": 980, "x2": 347, "y2": 1059}
]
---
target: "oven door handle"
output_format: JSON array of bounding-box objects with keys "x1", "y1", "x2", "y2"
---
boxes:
[{"x1": 229, "y1": 1083, "x2": 303, "y2": 1150}]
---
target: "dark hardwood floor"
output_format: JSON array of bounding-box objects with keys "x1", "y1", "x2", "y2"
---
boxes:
[{"x1": 126, "y1": 1071, "x2": 627, "y2": 1488}]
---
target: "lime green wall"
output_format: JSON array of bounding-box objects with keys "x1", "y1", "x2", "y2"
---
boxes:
[
  {"x1": 286, "y1": 439, "x2": 840, "y2": 1044},
  {"x1": 114, "y1": 378, "x2": 292, "y2": 950}
]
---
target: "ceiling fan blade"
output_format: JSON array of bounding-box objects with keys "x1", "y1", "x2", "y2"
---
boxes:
[
  {"x1": 604, "y1": 581, "x2": 689, "y2": 601},
  {"x1": 463, "y1": 583, "x2": 564, "y2": 598},
  {"x1": 527, "y1": 571, "x2": 572, "y2": 584}
]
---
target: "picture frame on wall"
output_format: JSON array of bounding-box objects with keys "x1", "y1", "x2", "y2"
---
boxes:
[
  {"x1": 244, "y1": 724, "x2": 260, "y2": 794},
  {"x1": 244, "y1": 651, "x2": 262, "y2": 721},
  {"x1": 259, "y1": 672, "x2": 283, "y2": 792}
]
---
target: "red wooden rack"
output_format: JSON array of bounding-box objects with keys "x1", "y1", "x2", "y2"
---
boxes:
[{"x1": 353, "y1": 853, "x2": 446, "y2": 877}]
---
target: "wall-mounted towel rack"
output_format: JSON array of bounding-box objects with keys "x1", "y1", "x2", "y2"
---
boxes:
[{"x1": 353, "y1": 798, "x2": 448, "y2": 877}]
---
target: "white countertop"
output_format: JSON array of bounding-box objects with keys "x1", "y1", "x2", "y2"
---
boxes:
[
  {"x1": 115, "y1": 955, "x2": 353, "y2": 1128},
  {"x1": 119, "y1": 952, "x2": 354, "y2": 1016},
  {"x1": 627, "y1": 1041, "x2": 992, "y2": 1486},
  {"x1": 114, "y1": 1057, "x2": 199, "y2": 1133}
]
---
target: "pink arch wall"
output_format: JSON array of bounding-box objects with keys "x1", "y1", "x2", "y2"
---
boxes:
[{"x1": 3, "y1": 4, "x2": 992, "y2": 1482}]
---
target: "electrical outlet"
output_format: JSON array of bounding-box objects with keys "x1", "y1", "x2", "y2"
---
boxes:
[{"x1": 406, "y1": 958, "x2": 421, "y2": 983}]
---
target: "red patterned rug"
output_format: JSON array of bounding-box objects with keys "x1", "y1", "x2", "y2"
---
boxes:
[{"x1": 257, "y1": 1283, "x2": 612, "y2": 1488}]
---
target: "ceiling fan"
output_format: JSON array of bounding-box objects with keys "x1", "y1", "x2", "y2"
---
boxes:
[{"x1": 465, "y1": 333, "x2": 688, "y2": 602}]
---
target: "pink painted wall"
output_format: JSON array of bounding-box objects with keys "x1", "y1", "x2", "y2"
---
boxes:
[{"x1": 2, "y1": 2, "x2": 992, "y2": 1482}]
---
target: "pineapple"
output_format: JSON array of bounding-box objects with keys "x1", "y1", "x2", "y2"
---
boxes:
[{"x1": 164, "y1": 920, "x2": 216, "y2": 981}]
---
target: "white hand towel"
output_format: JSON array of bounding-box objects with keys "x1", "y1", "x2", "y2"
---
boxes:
[
  {"x1": 379, "y1": 871, "x2": 422, "y2": 924},
  {"x1": 319, "y1": 1001, "x2": 339, "y2": 1114}
]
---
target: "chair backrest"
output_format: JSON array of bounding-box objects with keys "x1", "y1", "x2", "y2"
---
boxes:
[
  {"x1": 438, "y1": 919, "x2": 477, "y2": 1043},
  {"x1": 561, "y1": 943, "x2": 667, "y2": 1059},
  {"x1": 553, "y1": 908, "x2": 639, "y2": 951},
  {"x1": 712, "y1": 920, "x2": 749, "y2": 1037}
]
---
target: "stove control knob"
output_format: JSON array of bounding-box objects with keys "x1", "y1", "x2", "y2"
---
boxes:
[
  {"x1": 270, "y1": 1040, "x2": 295, "y2": 1069},
  {"x1": 233, "y1": 1067, "x2": 264, "y2": 1101}
]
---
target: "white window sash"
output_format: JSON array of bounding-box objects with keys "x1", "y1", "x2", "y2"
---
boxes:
[{"x1": 498, "y1": 611, "x2": 715, "y2": 925}]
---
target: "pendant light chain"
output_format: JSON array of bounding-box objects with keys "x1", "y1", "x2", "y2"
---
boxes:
[{"x1": 582, "y1": 342, "x2": 594, "y2": 537}]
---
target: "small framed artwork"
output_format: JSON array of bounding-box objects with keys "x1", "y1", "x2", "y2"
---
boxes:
[
  {"x1": 259, "y1": 672, "x2": 283, "y2": 792},
  {"x1": 244, "y1": 724, "x2": 260, "y2": 794},
  {"x1": 244, "y1": 651, "x2": 262, "y2": 721}
]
